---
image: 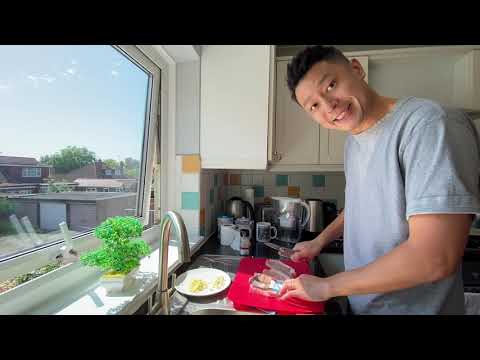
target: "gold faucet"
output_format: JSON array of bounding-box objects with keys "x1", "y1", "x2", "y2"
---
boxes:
[{"x1": 151, "y1": 211, "x2": 191, "y2": 315}]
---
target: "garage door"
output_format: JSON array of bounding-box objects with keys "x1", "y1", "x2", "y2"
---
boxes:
[{"x1": 39, "y1": 202, "x2": 67, "y2": 231}]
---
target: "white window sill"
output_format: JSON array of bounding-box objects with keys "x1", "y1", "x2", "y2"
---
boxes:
[
  {"x1": 51, "y1": 233, "x2": 206, "y2": 315},
  {"x1": 0, "y1": 231, "x2": 206, "y2": 315}
]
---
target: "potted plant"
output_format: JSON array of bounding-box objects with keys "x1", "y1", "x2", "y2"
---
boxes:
[{"x1": 80, "y1": 216, "x2": 151, "y2": 294}]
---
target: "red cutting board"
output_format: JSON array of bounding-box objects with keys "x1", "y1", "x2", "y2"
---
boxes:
[{"x1": 227, "y1": 257, "x2": 325, "y2": 315}]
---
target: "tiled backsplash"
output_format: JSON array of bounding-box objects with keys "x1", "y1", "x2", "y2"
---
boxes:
[
  {"x1": 200, "y1": 169, "x2": 226, "y2": 237},
  {"x1": 224, "y1": 170, "x2": 345, "y2": 209},
  {"x1": 175, "y1": 155, "x2": 345, "y2": 240}
]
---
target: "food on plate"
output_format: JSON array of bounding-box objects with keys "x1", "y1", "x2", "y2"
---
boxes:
[
  {"x1": 212, "y1": 276, "x2": 225, "y2": 289},
  {"x1": 189, "y1": 279, "x2": 208, "y2": 293},
  {"x1": 265, "y1": 259, "x2": 296, "y2": 278}
]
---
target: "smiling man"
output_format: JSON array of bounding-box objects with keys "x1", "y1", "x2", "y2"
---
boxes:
[{"x1": 279, "y1": 45, "x2": 480, "y2": 315}]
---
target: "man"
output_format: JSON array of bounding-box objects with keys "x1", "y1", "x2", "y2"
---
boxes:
[{"x1": 278, "y1": 45, "x2": 480, "y2": 315}]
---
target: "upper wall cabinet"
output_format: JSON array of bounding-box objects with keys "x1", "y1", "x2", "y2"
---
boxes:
[{"x1": 200, "y1": 45, "x2": 274, "y2": 169}]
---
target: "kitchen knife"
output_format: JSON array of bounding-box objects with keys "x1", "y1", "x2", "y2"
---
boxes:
[{"x1": 263, "y1": 242, "x2": 298, "y2": 257}]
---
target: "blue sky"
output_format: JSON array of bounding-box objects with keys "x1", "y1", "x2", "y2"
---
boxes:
[{"x1": 0, "y1": 45, "x2": 149, "y2": 162}]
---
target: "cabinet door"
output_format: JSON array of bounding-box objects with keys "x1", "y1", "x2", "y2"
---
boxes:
[
  {"x1": 274, "y1": 60, "x2": 320, "y2": 165},
  {"x1": 319, "y1": 56, "x2": 368, "y2": 165},
  {"x1": 200, "y1": 45, "x2": 272, "y2": 169}
]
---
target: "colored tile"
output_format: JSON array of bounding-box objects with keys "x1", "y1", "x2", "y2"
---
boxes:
[
  {"x1": 288, "y1": 186, "x2": 300, "y2": 198},
  {"x1": 254, "y1": 185, "x2": 264, "y2": 198},
  {"x1": 241, "y1": 174, "x2": 252, "y2": 185},
  {"x1": 181, "y1": 192, "x2": 200, "y2": 210},
  {"x1": 209, "y1": 189, "x2": 214, "y2": 204},
  {"x1": 230, "y1": 174, "x2": 241, "y2": 185},
  {"x1": 276, "y1": 174, "x2": 288, "y2": 186},
  {"x1": 200, "y1": 225, "x2": 205, "y2": 236},
  {"x1": 199, "y1": 208, "x2": 205, "y2": 226},
  {"x1": 312, "y1": 175, "x2": 326, "y2": 187},
  {"x1": 214, "y1": 174, "x2": 218, "y2": 187},
  {"x1": 182, "y1": 155, "x2": 201, "y2": 173},
  {"x1": 224, "y1": 173, "x2": 229, "y2": 185}
]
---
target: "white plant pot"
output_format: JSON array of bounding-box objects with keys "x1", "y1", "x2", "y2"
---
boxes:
[{"x1": 100, "y1": 267, "x2": 139, "y2": 295}]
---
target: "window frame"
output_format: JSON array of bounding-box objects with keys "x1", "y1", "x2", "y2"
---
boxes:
[
  {"x1": 21, "y1": 167, "x2": 41, "y2": 178},
  {"x1": 0, "y1": 45, "x2": 162, "y2": 284}
]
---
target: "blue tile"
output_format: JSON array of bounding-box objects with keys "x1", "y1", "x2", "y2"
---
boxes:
[
  {"x1": 312, "y1": 175, "x2": 326, "y2": 187},
  {"x1": 276, "y1": 174, "x2": 288, "y2": 186},
  {"x1": 209, "y1": 189, "x2": 214, "y2": 204},
  {"x1": 181, "y1": 192, "x2": 200, "y2": 210},
  {"x1": 254, "y1": 185, "x2": 264, "y2": 198}
]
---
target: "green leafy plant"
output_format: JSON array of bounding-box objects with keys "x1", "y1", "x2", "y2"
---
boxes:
[{"x1": 80, "y1": 216, "x2": 151, "y2": 275}]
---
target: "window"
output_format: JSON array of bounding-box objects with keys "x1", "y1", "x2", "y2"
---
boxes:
[
  {"x1": 114, "y1": 169, "x2": 121, "y2": 176},
  {"x1": 22, "y1": 168, "x2": 41, "y2": 177},
  {"x1": 105, "y1": 169, "x2": 112, "y2": 176},
  {"x1": 0, "y1": 45, "x2": 160, "y2": 285}
]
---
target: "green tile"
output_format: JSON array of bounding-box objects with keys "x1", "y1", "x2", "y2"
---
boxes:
[
  {"x1": 200, "y1": 225, "x2": 205, "y2": 236},
  {"x1": 214, "y1": 174, "x2": 218, "y2": 187},
  {"x1": 181, "y1": 192, "x2": 200, "y2": 210},
  {"x1": 312, "y1": 175, "x2": 326, "y2": 187},
  {"x1": 254, "y1": 185, "x2": 264, "y2": 198},
  {"x1": 209, "y1": 189, "x2": 214, "y2": 204},
  {"x1": 276, "y1": 174, "x2": 288, "y2": 186}
]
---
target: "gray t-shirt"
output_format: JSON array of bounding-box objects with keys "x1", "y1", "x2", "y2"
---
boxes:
[{"x1": 343, "y1": 97, "x2": 480, "y2": 315}]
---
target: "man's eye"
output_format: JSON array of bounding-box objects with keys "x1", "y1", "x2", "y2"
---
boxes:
[
  {"x1": 327, "y1": 80, "x2": 336, "y2": 92},
  {"x1": 310, "y1": 103, "x2": 318, "y2": 112}
]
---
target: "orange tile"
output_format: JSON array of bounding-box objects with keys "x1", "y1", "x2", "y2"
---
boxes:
[
  {"x1": 229, "y1": 174, "x2": 241, "y2": 185},
  {"x1": 200, "y1": 208, "x2": 205, "y2": 226},
  {"x1": 288, "y1": 186, "x2": 300, "y2": 198},
  {"x1": 182, "y1": 155, "x2": 201, "y2": 173}
]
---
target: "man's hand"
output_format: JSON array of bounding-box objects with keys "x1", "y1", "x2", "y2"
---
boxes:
[
  {"x1": 279, "y1": 274, "x2": 332, "y2": 302},
  {"x1": 281, "y1": 240, "x2": 323, "y2": 262}
]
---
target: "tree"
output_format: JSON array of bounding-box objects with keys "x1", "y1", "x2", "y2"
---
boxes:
[
  {"x1": 124, "y1": 157, "x2": 140, "y2": 178},
  {"x1": 103, "y1": 159, "x2": 119, "y2": 170},
  {"x1": 40, "y1": 146, "x2": 96, "y2": 174}
]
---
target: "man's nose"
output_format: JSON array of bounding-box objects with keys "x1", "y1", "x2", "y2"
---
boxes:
[{"x1": 322, "y1": 97, "x2": 338, "y2": 114}]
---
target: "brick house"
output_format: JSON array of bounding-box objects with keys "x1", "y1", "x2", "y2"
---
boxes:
[{"x1": 0, "y1": 156, "x2": 52, "y2": 186}]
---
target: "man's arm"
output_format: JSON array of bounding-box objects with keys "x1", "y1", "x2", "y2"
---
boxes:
[
  {"x1": 327, "y1": 213, "x2": 472, "y2": 297},
  {"x1": 280, "y1": 213, "x2": 472, "y2": 301}
]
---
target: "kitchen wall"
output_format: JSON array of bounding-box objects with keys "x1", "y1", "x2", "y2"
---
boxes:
[
  {"x1": 175, "y1": 154, "x2": 226, "y2": 240},
  {"x1": 224, "y1": 170, "x2": 346, "y2": 210}
]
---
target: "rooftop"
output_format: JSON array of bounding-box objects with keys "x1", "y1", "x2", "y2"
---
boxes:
[
  {"x1": 8, "y1": 191, "x2": 136, "y2": 202},
  {"x1": 74, "y1": 178, "x2": 126, "y2": 188}
]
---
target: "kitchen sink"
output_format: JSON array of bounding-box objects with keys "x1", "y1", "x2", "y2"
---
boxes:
[{"x1": 190, "y1": 308, "x2": 267, "y2": 315}]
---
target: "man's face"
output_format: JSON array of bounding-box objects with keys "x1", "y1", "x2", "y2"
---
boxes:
[{"x1": 294, "y1": 59, "x2": 368, "y2": 134}]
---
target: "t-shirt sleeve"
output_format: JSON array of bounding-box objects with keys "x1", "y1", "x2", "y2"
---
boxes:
[{"x1": 401, "y1": 111, "x2": 480, "y2": 220}]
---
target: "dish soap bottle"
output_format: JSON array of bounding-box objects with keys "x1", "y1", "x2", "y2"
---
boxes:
[{"x1": 239, "y1": 230, "x2": 251, "y2": 256}]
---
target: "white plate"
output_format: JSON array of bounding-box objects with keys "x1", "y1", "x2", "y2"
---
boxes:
[{"x1": 174, "y1": 268, "x2": 231, "y2": 297}]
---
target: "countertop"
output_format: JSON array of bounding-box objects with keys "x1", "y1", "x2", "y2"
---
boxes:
[{"x1": 170, "y1": 234, "x2": 344, "y2": 315}]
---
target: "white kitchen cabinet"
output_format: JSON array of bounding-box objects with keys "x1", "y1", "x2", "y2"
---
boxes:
[
  {"x1": 273, "y1": 60, "x2": 320, "y2": 165},
  {"x1": 271, "y1": 56, "x2": 368, "y2": 169},
  {"x1": 200, "y1": 45, "x2": 274, "y2": 169}
]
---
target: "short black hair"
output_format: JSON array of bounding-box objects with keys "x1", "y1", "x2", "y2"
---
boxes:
[{"x1": 287, "y1": 45, "x2": 349, "y2": 104}]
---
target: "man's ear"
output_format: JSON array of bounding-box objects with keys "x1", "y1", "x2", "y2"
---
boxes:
[{"x1": 350, "y1": 58, "x2": 366, "y2": 81}]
